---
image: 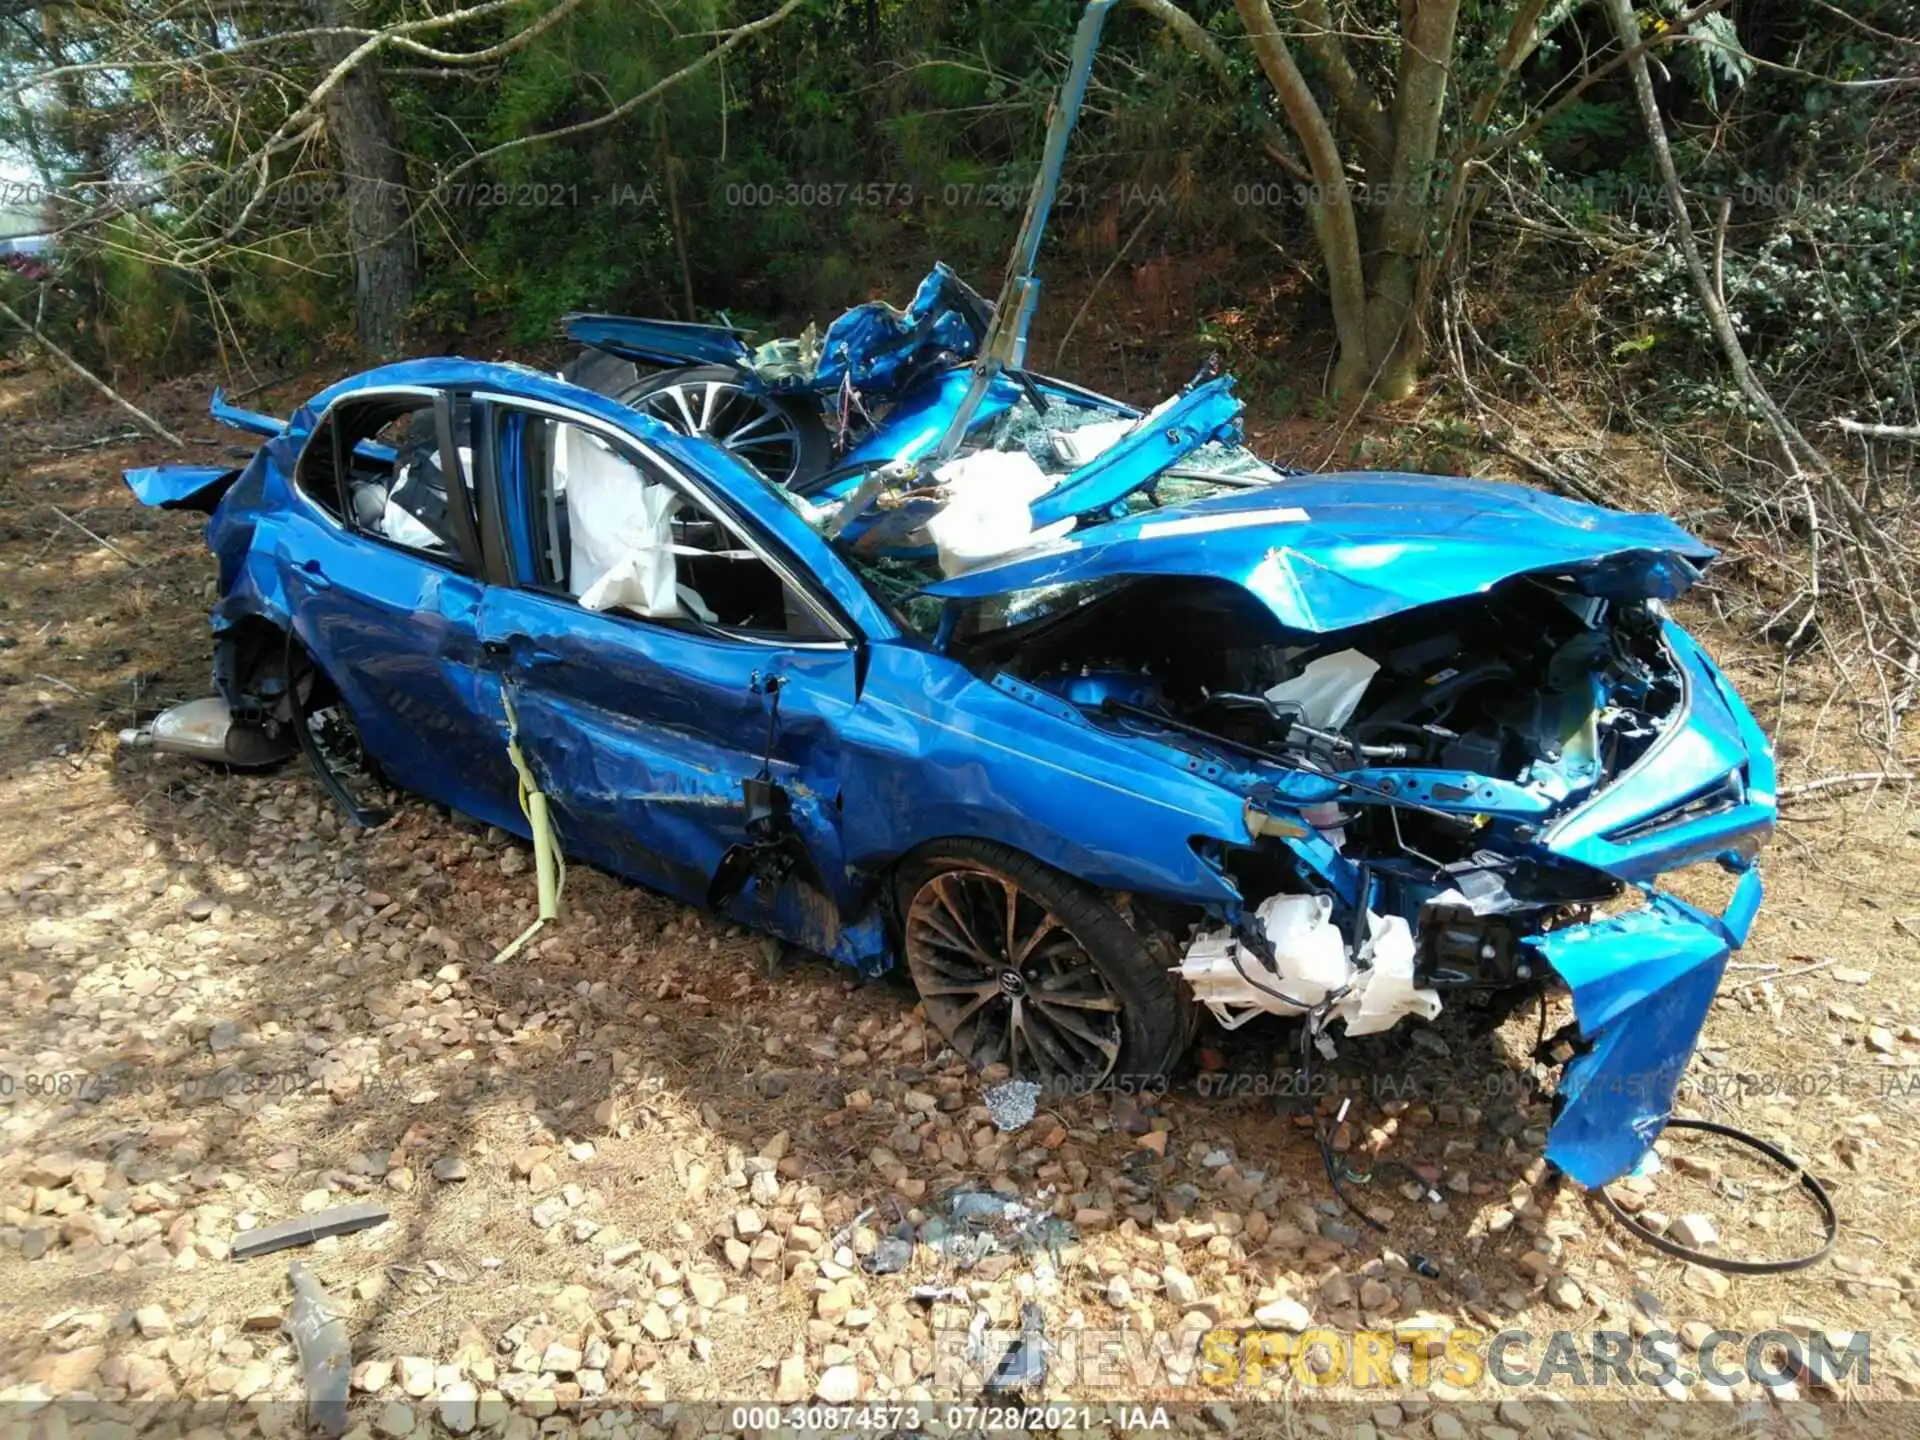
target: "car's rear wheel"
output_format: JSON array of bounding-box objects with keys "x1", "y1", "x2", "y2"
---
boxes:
[
  {"x1": 561, "y1": 352, "x2": 829, "y2": 491},
  {"x1": 896, "y1": 839, "x2": 1193, "y2": 1087}
]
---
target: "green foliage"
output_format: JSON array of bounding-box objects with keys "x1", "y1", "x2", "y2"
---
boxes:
[
  {"x1": 1536, "y1": 99, "x2": 1633, "y2": 169},
  {"x1": 0, "y1": 0, "x2": 1908, "y2": 435},
  {"x1": 1621, "y1": 197, "x2": 1920, "y2": 417}
]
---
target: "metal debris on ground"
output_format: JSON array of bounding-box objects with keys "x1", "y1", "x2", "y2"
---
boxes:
[
  {"x1": 987, "y1": 1299, "x2": 1049, "y2": 1394},
  {"x1": 860, "y1": 1228, "x2": 915, "y2": 1276},
  {"x1": 919, "y1": 1186, "x2": 1073, "y2": 1271},
  {"x1": 287, "y1": 1261, "x2": 351, "y2": 1436},
  {"x1": 231, "y1": 1200, "x2": 390, "y2": 1261}
]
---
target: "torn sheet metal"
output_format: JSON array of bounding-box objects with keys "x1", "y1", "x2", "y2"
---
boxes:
[
  {"x1": 811, "y1": 264, "x2": 983, "y2": 393},
  {"x1": 1531, "y1": 870, "x2": 1761, "y2": 1188},
  {"x1": 560, "y1": 314, "x2": 753, "y2": 370},
  {"x1": 210, "y1": 387, "x2": 287, "y2": 438},
  {"x1": 1541, "y1": 623, "x2": 1778, "y2": 884},
  {"x1": 565, "y1": 264, "x2": 984, "y2": 398},
  {"x1": 123, "y1": 463, "x2": 240, "y2": 512},
  {"x1": 1027, "y1": 375, "x2": 1244, "y2": 527}
]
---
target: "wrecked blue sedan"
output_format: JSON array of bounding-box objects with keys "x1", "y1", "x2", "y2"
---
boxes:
[
  {"x1": 123, "y1": 0, "x2": 1772, "y2": 1191},
  {"x1": 125, "y1": 345, "x2": 1773, "y2": 1190}
]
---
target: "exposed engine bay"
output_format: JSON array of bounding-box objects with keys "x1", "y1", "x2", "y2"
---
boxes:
[{"x1": 957, "y1": 572, "x2": 1689, "y2": 1034}]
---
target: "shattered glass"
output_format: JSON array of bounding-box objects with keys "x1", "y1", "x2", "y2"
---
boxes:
[{"x1": 983, "y1": 1078, "x2": 1042, "y2": 1131}]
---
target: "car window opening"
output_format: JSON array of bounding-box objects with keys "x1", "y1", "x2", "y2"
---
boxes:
[{"x1": 527, "y1": 417, "x2": 832, "y2": 641}]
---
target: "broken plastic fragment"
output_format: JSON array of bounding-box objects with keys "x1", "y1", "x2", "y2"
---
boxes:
[
  {"x1": 287, "y1": 1261, "x2": 351, "y2": 1437},
  {"x1": 924, "y1": 1186, "x2": 1072, "y2": 1269},
  {"x1": 1336, "y1": 913, "x2": 1440, "y2": 1036},
  {"x1": 1263, "y1": 648, "x2": 1381, "y2": 729},
  {"x1": 861, "y1": 1230, "x2": 915, "y2": 1275},
  {"x1": 987, "y1": 1300, "x2": 1049, "y2": 1394},
  {"x1": 1175, "y1": 894, "x2": 1438, "y2": 1038}
]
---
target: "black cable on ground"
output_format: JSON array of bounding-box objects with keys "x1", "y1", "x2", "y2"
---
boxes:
[
  {"x1": 1298, "y1": 1007, "x2": 1389, "y2": 1235},
  {"x1": 1597, "y1": 1117, "x2": 1837, "y2": 1274}
]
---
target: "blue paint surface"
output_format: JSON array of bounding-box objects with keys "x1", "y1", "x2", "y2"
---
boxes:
[
  {"x1": 1528, "y1": 876, "x2": 1759, "y2": 1189},
  {"x1": 929, "y1": 472, "x2": 1714, "y2": 632},
  {"x1": 123, "y1": 464, "x2": 237, "y2": 511}
]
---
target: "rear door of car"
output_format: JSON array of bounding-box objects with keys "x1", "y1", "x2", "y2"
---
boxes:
[
  {"x1": 466, "y1": 392, "x2": 865, "y2": 934},
  {"x1": 283, "y1": 386, "x2": 519, "y2": 827}
]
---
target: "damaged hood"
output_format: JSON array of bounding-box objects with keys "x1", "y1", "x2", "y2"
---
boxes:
[{"x1": 924, "y1": 473, "x2": 1715, "y2": 632}]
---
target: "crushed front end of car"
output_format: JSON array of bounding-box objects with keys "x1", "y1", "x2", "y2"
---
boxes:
[{"x1": 913, "y1": 472, "x2": 1775, "y2": 1189}]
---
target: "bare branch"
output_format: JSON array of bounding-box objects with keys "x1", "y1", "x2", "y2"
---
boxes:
[
  {"x1": 386, "y1": 0, "x2": 589, "y2": 66},
  {"x1": 1836, "y1": 418, "x2": 1920, "y2": 441},
  {"x1": 1231, "y1": 0, "x2": 1371, "y2": 389},
  {"x1": 0, "y1": 295, "x2": 183, "y2": 445},
  {"x1": 1297, "y1": 0, "x2": 1394, "y2": 175}
]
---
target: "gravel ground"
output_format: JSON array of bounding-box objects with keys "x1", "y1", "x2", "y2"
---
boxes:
[{"x1": 2, "y1": 364, "x2": 1917, "y2": 1438}]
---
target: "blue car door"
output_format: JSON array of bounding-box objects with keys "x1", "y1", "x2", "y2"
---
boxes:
[
  {"x1": 278, "y1": 386, "x2": 520, "y2": 828},
  {"x1": 467, "y1": 393, "x2": 868, "y2": 954}
]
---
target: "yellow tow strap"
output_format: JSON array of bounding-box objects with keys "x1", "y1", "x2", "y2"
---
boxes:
[{"x1": 493, "y1": 686, "x2": 566, "y2": 963}]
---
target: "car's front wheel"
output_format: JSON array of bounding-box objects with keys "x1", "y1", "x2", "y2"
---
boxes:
[{"x1": 896, "y1": 839, "x2": 1193, "y2": 1088}]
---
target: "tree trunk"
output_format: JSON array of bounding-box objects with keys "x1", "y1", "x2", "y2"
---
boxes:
[
  {"x1": 312, "y1": 0, "x2": 416, "y2": 356},
  {"x1": 1362, "y1": 0, "x2": 1461, "y2": 401},
  {"x1": 1142, "y1": 0, "x2": 1462, "y2": 402},
  {"x1": 1232, "y1": 0, "x2": 1374, "y2": 398}
]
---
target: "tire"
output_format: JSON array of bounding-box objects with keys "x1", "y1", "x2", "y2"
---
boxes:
[
  {"x1": 560, "y1": 352, "x2": 831, "y2": 491},
  {"x1": 895, "y1": 838, "x2": 1195, "y2": 1088}
]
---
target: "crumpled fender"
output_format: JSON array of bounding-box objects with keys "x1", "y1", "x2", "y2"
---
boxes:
[{"x1": 1529, "y1": 866, "x2": 1762, "y2": 1188}]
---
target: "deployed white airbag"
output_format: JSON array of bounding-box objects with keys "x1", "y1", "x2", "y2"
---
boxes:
[
  {"x1": 924, "y1": 448, "x2": 1075, "y2": 576},
  {"x1": 379, "y1": 495, "x2": 443, "y2": 552},
  {"x1": 561, "y1": 426, "x2": 713, "y2": 619}
]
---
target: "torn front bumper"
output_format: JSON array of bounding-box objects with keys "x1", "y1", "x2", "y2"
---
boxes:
[{"x1": 1528, "y1": 865, "x2": 1762, "y2": 1188}]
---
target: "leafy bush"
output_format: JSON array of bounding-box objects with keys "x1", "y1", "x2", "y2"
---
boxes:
[{"x1": 1621, "y1": 196, "x2": 1919, "y2": 419}]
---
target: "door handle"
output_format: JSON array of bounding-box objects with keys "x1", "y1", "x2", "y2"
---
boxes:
[
  {"x1": 481, "y1": 637, "x2": 515, "y2": 657},
  {"x1": 298, "y1": 558, "x2": 331, "y2": 591}
]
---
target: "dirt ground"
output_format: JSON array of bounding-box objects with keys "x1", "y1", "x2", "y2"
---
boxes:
[{"x1": 2, "y1": 356, "x2": 1918, "y2": 1440}]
